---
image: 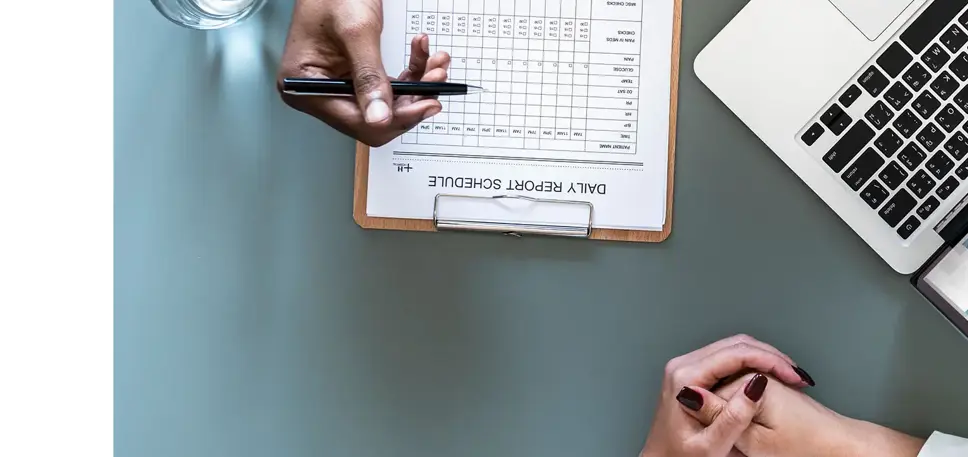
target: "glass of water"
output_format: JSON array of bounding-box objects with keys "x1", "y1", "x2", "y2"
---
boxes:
[{"x1": 151, "y1": 0, "x2": 268, "y2": 30}]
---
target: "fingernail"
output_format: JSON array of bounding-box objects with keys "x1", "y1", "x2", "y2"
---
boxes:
[
  {"x1": 793, "y1": 366, "x2": 815, "y2": 386},
  {"x1": 424, "y1": 106, "x2": 441, "y2": 119},
  {"x1": 421, "y1": 36, "x2": 430, "y2": 54},
  {"x1": 365, "y1": 93, "x2": 390, "y2": 124},
  {"x1": 676, "y1": 387, "x2": 703, "y2": 412},
  {"x1": 744, "y1": 374, "x2": 768, "y2": 402}
]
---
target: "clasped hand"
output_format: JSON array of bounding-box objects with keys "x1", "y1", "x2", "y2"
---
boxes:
[{"x1": 640, "y1": 335, "x2": 925, "y2": 457}]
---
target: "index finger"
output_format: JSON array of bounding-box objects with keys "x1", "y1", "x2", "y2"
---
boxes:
[
  {"x1": 680, "y1": 334, "x2": 796, "y2": 367},
  {"x1": 673, "y1": 344, "x2": 804, "y2": 389}
]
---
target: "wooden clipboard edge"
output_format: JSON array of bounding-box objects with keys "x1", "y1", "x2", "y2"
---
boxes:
[
  {"x1": 354, "y1": 0, "x2": 682, "y2": 242},
  {"x1": 354, "y1": 140, "x2": 436, "y2": 233}
]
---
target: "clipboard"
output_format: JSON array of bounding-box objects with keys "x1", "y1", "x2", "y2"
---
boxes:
[{"x1": 353, "y1": 0, "x2": 681, "y2": 243}]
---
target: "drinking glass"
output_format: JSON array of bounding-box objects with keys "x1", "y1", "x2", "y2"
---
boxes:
[{"x1": 151, "y1": 0, "x2": 268, "y2": 30}]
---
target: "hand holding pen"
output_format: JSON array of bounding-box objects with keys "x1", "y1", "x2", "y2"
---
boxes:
[{"x1": 277, "y1": 0, "x2": 450, "y2": 147}]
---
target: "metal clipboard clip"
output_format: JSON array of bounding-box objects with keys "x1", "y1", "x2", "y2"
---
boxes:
[{"x1": 432, "y1": 194, "x2": 594, "y2": 238}]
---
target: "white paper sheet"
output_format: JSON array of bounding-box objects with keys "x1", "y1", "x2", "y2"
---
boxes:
[
  {"x1": 366, "y1": 0, "x2": 675, "y2": 230},
  {"x1": 926, "y1": 233, "x2": 968, "y2": 318}
]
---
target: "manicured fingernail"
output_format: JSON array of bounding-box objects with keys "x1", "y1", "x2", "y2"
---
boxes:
[
  {"x1": 676, "y1": 387, "x2": 703, "y2": 412},
  {"x1": 365, "y1": 92, "x2": 390, "y2": 124},
  {"x1": 744, "y1": 374, "x2": 768, "y2": 402},
  {"x1": 421, "y1": 35, "x2": 430, "y2": 54},
  {"x1": 793, "y1": 366, "x2": 815, "y2": 386}
]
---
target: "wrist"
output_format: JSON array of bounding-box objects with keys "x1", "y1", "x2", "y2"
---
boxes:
[{"x1": 841, "y1": 417, "x2": 926, "y2": 457}]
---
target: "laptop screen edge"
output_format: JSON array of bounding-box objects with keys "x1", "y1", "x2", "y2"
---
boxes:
[{"x1": 913, "y1": 215, "x2": 968, "y2": 341}]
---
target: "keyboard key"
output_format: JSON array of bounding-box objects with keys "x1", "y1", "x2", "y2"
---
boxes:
[
  {"x1": 936, "y1": 104, "x2": 965, "y2": 132},
  {"x1": 801, "y1": 122, "x2": 825, "y2": 146},
  {"x1": 875, "y1": 129, "x2": 904, "y2": 157},
  {"x1": 926, "y1": 151, "x2": 955, "y2": 179},
  {"x1": 877, "y1": 42, "x2": 913, "y2": 77},
  {"x1": 865, "y1": 101, "x2": 894, "y2": 130},
  {"x1": 879, "y1": 189, "x2": 917, "y2": 227},
  {"x1": 839, "y1": 85, "x2": 862, "y2": 108},
  {"x1": 917, "y1": 123, "x2": 945, "y2": 151},
  {"x1": 957, "y1": 162, "x2": 968, "y2": 179},
  {"x1": 893, "y1": 109, "x2": 923, "y2": 138},
  {"x1": 912, "y1": 91, "x2": 941, "y2": 119},
  {"x1": 918, "y1": 196, "x2": 941, "y2": 219},
  {"x1": 945, "y1": 131, "x2": 968, "y2": 160},
  {"x1": 884, "y1": 82, "x2": 913, "y2": 111},
  {"x1": 821, "y1": 104, "x2": 844, "y2": 126},
  {"x1": 898, "y1": 142, "x2": 927, "y2": 170},
  {"x1": 861, "y1": 181, "x2": 890, "y2": 209},
  {"x1": 901, "y1": 0, "x2": 968, "y2": 53},
  {"x1": 956, "y1": 85, "x2": 968, "y2": 113},
  {"x1": 879, "y1": 161, "x2": 909, "y2": 189},
  {"x1": 842, "y1": 148, "x2": 886, "y2": 191},
  {"x1": 930, "y1": 71, "x2": 959, "y2": 99},
  {"x1": 907, "y1": 170, "x2": 937, "y2": 198},
  {"x1": 858, "y1": 66, "x2": 889, "y2": 97},
  {"x1": 961, "y1": 9, "x2": 968, "y2": 29},
  {"x1": 937, "y1": 176, "x2": 961, "y2": 200},
  {"x1": 903, "y1": 63, "x2": 932, "y2": 91},
  {"x1": 824, "y1": 121, "x2": 874, "y2": 172},
  {"x1": 897, "y1": 216, "x2": 922, "y2": 240},
  {"x1": 922, "y1": 44, "x2": 952, "y2": 72},
  {"x1": 830, "y1": 113, "x2": 852, "y2": 135},
  {"x1": 941, "y1": 24, "x2": 968, "y2": 54},
  {"x1": 951, "y1": 52, "x2": 968, "y2": 81}
]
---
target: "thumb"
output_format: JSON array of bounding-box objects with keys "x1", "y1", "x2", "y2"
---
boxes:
[
  {"x1": 345, "y1": 33, "x2": 393, "y2": 126},
  {"x1": 698, "y1": 374, "x2": 767, "y2": 455}
]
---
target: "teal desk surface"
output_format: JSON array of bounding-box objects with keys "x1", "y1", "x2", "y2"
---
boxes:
[{"x1": 115, "y1": 1, "x2": 968, "y2": 456}]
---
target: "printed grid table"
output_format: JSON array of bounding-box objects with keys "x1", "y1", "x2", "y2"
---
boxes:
[{"x1": 401, "y1": 0, "x2": 642, "y2": 154}]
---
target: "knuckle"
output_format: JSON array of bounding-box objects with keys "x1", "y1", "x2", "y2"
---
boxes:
[
  {"x1": 704, "y1": 403, "x2": 725, "y2": 423},
  {"x1": 670, "y1": 367, "x2": 692, "y2": 387},
  {"x1": 718, "y1": 408, "x2": 741, "y2": 426},
  {"x1": 734, "y1": 333, "x2": 754, "y2": 344},
  {"x1": 335, "y1": 18, "x2": 381, "y2": 38},
  {"x1": 663, "y1": 359, "x2": 680, "y2": 377},
  {"x1": 354, "y1": 67, "x2": 386, "y2": 92},
  {"x1": 720, "y1": 403, "x2": 749, "y2": 426},
  {"x1": 733, "y1": 342, "x2": 753, "y2": 353}
]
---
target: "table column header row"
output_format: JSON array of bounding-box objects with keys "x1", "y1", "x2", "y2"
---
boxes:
[{"x1": 407, "y1": 0, "x2": 642, "y2": 21}]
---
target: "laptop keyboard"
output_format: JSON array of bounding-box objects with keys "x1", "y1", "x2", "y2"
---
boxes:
[{"x1": 800, "y1": 0, "x2": 968, "y2": 241}]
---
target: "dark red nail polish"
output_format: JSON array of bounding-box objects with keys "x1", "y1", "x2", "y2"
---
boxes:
[
  {"x1": 676, "y1": 387, "x2": 704, "y2": 412},
  {"x1": 744, "y1": 374, "x2": 768, "y2": 402},
  {"x1": 793, "y1": 366, "x2": 816, "y2": 386}
]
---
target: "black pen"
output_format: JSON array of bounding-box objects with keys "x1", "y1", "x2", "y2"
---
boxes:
[{"x1": 282, "y1": 78, "x2": 487, "y2": 97}]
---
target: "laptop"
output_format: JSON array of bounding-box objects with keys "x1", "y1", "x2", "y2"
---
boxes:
[{"x1": 695, "y1": 0, "x2": 968, "y2": 337}]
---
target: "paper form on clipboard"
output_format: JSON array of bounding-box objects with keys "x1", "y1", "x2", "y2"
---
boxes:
[{"x1": 366, "y1": 0, "x2": 676, "y2": 231}]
